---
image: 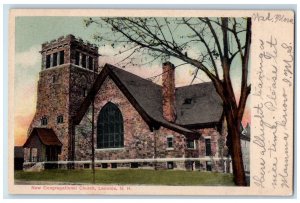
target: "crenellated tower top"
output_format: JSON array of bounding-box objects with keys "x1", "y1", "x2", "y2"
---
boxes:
[{"x1": 40, "y1": 34, "x2": 99, "y2": 72}]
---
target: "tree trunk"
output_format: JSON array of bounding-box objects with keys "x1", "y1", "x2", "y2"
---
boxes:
[{"x1": 225, "y1": 108, "x2": 246, "y2": 186}]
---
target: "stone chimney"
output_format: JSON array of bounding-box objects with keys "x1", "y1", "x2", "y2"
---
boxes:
[{"x1": 162, "y1": 62, "x2": 176, "y2": 122}]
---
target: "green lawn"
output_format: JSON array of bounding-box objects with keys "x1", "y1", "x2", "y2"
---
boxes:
[{"x1": 15, "y1": 169, "x2": 234, "y2": 186}]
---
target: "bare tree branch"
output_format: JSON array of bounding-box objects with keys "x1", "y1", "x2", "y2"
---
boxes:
[
  {"x1": 86, "y1": 16, "x2": 251, "y2": 186},
  {"x1": 183, "y1": 18, "x2": 220, "y2": 80},
  {"x1": 202, "y1": 17, "x2": 224, "y2": 63},
  {"x1": 237, "y1": 18, "x2": 252, "y2": 121}
]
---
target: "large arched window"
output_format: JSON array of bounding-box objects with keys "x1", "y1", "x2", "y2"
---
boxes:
[{"x1": 97, "y1": 102, "x2": 124, "y2": 149}]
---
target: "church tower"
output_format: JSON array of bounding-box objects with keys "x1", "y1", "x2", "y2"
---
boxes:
[{"x1": 27, "y1": 35, "x2": 99, "y2": 162}]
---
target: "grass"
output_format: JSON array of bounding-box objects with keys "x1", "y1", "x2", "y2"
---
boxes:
[{"x1": 15, "y1": 169, "x2": 235, "y2": 186}]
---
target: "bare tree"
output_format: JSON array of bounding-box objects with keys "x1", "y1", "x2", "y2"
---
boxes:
[{"x1": 85, "y1": 17, "x2": 251, "y2": 186}]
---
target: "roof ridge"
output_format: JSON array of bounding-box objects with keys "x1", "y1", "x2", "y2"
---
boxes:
[
  {"x1": 106, "y1": 63, "x2": 216, "y2": 90},
  {"x1": 176, "y1": 81, "x2": 214, "y2": 89},
  {"x1": 23, "y1": 127, "x2": 62, "y2": 147},
  {"x1": 105, "y1": 63, "x2": 162, "y2": 88}
]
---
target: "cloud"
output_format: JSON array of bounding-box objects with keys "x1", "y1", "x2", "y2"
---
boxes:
[
  {"x1": 15, "y1": 45, "x2": 41, "y2": 69},
  {"x1": 98, "y1": 45, "x2": 207, "y2": 87},
  {"x1": 14, "y1": 45, "x2": 41, "y2": 145}
]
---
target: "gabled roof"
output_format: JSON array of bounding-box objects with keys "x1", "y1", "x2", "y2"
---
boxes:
[
  {"x1": 23, "y1": 128, "x2": 62, "y2": 147},
  {"x1": 175, "y1": 82, "x2": 223, "y2": 126},
  {"x1": 73, "y1": 64, "x2": 223, "y2": 136},
  {"x1": 240, "y1": 123, "x2": 251, "y2": 141}
]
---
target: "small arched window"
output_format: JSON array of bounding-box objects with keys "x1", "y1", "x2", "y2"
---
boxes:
[
  {"x1": 41, "y1": 116, "x2": 48, "y2": 126},
  {"x1": 97, "y1": 102, "x2": 124, "y2": 149},
  {"x1": 57, "y1": 115, "x2": 64, "y2": 124}
]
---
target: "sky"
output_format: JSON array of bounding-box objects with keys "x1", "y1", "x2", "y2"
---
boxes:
[{"x1": 14, "y1": 16, "x2": 250, "y2": 146}]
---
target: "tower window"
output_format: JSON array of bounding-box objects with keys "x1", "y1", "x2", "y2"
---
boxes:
[
  {"x1": 97, "y1": 102, "x2": 124, "y2": 149},
  {"x1": 83, "y1": 88, "x2": 88, "y2": 97},
  {"x1": 88, "y1": 56, "x2": 93, "y2": 70},
  {"x1": 75, "y1": 51, "x2": 80, "y2": 65},
  {"x1": 53, "y1": 52, "x2": 58, "y2": 67},
  {"x1": 59, "y1": 51, "x2": 64, "y2": 65},
  {"x1": 41, "y1": 117, "x2": 48, "y2": 126},
  {"x1": 57, "y1": 115, "x2": 63, "y2": 124},
  {"x1": 205, "y1": 138, "x2": 212, "y2": 156},
  {"x1": 82, "y1": 54, "x2": 86, "y2": 68},
  {"x1": 46, "y1": 55, "x2": 51, "y2": 68}
]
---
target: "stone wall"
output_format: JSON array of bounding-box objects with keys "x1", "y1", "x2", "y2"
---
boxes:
[
  {"x1": 26, "y1": 35, "x2": 102, "y2": 164},
  {"x1": 28, "y1": 64, "x2": 96, "y2": 161},
  {"x1": 28, "y1": 65, "x2": 71, "y2": 160},
  {"x1": 154, "y1": 126, "x2": 186, "y2": 158},
  {"x1": 69, "y1": 65, "x2": 96, "y2": 118},
  {"x1": 75, "y1": 76, "x2": 156, "y2": 161},
  {"x1": 75, "y1": 76, "x2": 225, "y2": 171}
]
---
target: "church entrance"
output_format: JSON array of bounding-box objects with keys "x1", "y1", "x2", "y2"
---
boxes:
[
  {"x1": 23, "y1": 128, "x2": 62, "y2": 163},
  {"x1": 46, "y1": 146, "x2": 60, "y2": 161}
]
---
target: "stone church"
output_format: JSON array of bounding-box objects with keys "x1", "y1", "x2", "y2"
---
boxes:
[{"x1": 23, "y1": 35, "x2": 230, "y2": 172}]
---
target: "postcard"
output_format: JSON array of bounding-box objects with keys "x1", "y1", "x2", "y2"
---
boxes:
[{"x1": 8, "y1": 9, "x2": 294, "y2": 195}]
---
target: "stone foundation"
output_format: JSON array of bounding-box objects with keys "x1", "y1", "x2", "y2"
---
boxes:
[{"x1": 23, "y1": 158, "x2": 228, "y2": 173}]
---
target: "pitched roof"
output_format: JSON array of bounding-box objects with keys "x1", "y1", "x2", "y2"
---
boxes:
[
  {"x1": 74, "y1": 64, "x2": 223, "y2": 136},
  {"x1": 110, "y1": 65, "x2": 163, "y2": 123},
  {"x1": 240, "y1": 133, "x2": 250, "y2": 141},
  {"x1": 110, "y1": 65, "x2": 223, "y2": 125},
  {"x1": 240, "y1": 123, "x2": 251, "y2": 141},
  {"x1": 175, "y1": 82, "x2": 223, "y2": 126},
  {"x1": 23, "y1": 128, "x2": 62, "y2": 147}
]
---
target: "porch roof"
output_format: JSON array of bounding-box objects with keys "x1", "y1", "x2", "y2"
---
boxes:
[{"x1": 23, "y1": 128, "x2": 62, "y2": 147}]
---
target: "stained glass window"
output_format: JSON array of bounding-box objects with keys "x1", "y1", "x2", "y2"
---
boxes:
[{"x1": 97, "y1": 102, "x2": 124, "y2": 149}]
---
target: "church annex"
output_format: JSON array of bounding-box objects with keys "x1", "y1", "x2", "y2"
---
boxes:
[{"x1": 23, "y1": 35, "x2": 230, "y2": 172}]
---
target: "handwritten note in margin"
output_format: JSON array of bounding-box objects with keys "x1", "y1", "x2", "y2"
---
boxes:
[{"x1": 251, "y1": 11, "x2": 294, "y2": 195}]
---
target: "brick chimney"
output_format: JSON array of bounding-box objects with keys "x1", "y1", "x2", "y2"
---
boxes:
[{"x1": 162, "y1": 62, "x2": 176, "y2": 122}]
